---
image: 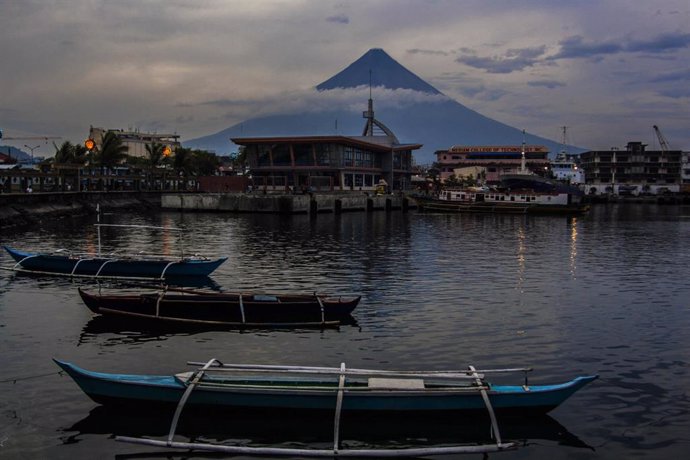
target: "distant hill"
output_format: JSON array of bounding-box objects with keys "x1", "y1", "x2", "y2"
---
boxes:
[
  {"x1": 0, "y1": 145, "x2": 29, "y2": 162},
  {"x1": 185, "y1": 49, "x2": 580, "y2": 163}
]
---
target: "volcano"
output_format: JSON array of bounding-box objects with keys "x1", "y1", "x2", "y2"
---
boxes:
[{"x1": 185, "y1": 49, "x2": 574, "y2": 162}]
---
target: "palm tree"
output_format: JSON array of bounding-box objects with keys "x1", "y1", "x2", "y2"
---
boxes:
[
  {"x1": 53, "y1": 141, "x2": 75, "y2": 164},
  {"x1": 145, "y1": 142, "x2": 164, "y2": 189},
  {"x1": 173, "y1": 147, "x2": 193, "y2": 190},
  {"x1": 53, "y1": 141, "x2": 89, "y2": 191},
  {"x1": 93, "y1": 131, "x2": 128, "y2": 190}
]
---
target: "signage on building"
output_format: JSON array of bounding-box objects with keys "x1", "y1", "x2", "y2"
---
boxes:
[{"x1": 449, "y1": 145, "x2": 548, "y2": 153}]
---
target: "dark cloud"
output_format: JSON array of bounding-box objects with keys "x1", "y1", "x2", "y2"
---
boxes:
[
  {"x1": 657, "y1": 87, "x2": 690, "y2": 98},
  {"x1": 627, "y1": 32, "x2": 690, "y2": 53},
  {"x1": 648, "y1": 68, "x2": 690, "y2": 83},
  {"x1": 528, "y1": 80, "x2": 566, "y2": 89},
  {"x1": 326, "y1": 14, "x2": 349, "y2": 24},
  {"x1": 552, "y1": 32, "x2": 690, "y2": 60},
  {"x1": 551, "y1": 35, "x2": 622, "y2": 59},
  {"x1": 455, "y1": 46, "x2": 547, "y2": 73}
]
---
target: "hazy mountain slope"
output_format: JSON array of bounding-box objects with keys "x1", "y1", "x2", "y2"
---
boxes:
[{"x1": 185, "y1": 49, "x2": 577, "y2": 162}]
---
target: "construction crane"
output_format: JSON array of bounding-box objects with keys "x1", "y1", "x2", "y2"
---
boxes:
[
  {"x1": 653, "y1": 125, "x2": 670, "y2": 153},
  {"x1": 0, "y1": 130, "x2": 61, "y2": 142},
  {"x1": 0, "y1": 130, "x2": 61, "y2": 162}
]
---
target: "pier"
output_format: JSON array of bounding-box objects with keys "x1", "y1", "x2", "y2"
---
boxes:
[
  {"x1": 0, "y1": 191, "x2": 413, "y2": 229},
  {"x1": 161, "y1": 192, "x2": 413, "y2": 214}
]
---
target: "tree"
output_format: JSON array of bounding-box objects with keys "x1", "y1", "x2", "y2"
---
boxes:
[
  {"x1": 191, "y1": 149, "x2": 220, "y2": 176},
  {"x1": 91, "y1": 131, "x2": 128, "y2": 190},
  {"x1": 144, "y1": 142, "x2": 165, "y2": 189},
  {"x1": 95, "y1": 131, "x2": 128, "y2": 172},
  {"x1": 53, "y1": 141, "x2": 88, "y2": 165},
  {"x1": 51, "y1": 141, "x2": 88, "y2": 190},
  {"x1": 145, "y1": 142, "x2": 165, "y2": 169},
  {"x1": 445, "y1": 174, "x2": 462, "y2": 187}
]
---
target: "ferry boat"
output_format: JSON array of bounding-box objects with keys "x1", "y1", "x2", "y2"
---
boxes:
[
  {"x1": 414, "y1": 179, "x2": 588, "y2": 215},
  {"x1": 415, "y1": 135, "x2": 589, "y2": 215},
  {"x1": 550, "y1": 127, "x2": 584, "y2": 185}
]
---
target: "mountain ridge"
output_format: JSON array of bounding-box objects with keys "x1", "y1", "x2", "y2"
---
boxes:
[{"x1": 185, "y1": 49, "x2": 580, "y2": 162}]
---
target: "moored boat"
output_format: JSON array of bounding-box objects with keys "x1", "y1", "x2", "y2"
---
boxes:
[
  {"x1": 416, "y1": 134, "x2": 589, "y2": 215},
  {"x1": 54, "y1": 358, "x2": 597, "y2": 457},
  {"x1": 414, "y1": 181, "x2": 589, "y2": 215},
  {"x1": 3, "y1": 220, "x2": 227, "y2": 280},
  {"x1": 4, "y1": 245, "x2": 227, "y2": 280},
  {"x1": 54, "y1": 359, "x2": 597, "y2": 415},
  {"x1": 77, "y1": 287, "x2": 360, "y2": 327}
]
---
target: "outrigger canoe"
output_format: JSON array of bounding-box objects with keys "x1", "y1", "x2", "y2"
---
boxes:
[
  {"x1": 78, "y1": 287, "x2": 360, "y2": 327},
  {"x1": 54, "y1": 359, "x2": 597, "y2": 457},
  {"x1": 3, "y1": 245, "x2": 227, "y2": 280}
]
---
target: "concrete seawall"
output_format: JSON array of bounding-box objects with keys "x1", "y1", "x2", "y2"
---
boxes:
[
  {"x1": 0, "y1": 191, "x2": 161, "y2": 230},
  {"x1": 161, "y1": 192, "x2": 413, "y2": 214}
]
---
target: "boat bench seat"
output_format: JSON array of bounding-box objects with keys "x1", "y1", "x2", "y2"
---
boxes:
[
  {"x1": 252, "y1": 295, "x2": 279, "y2": 302},
  {"x1": 367, "y1": 377, "x2": 425, "y2": 389}
]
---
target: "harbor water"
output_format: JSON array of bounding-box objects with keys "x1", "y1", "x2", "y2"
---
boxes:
[{"x1": 1, "y1": 204, "x2": 690, "y2": 459}]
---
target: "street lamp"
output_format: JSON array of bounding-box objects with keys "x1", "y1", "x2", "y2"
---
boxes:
[{"x1": 24, "y1": 144, "x2": 40, "y2": 164}]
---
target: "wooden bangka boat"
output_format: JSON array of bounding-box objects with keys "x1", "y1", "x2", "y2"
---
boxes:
[
  {"x1": 54, "y1": 358, "x2": 597, "y2": 457},
  {"x1": 78, "y1": 287, "x2": 360, "y2": 327}
]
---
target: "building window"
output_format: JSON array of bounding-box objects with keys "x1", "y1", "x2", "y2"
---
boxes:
[
  {"x1": 272, "y1": 144, "x2": 291, "y2": 166},
  {"x1": 315, "y1": 144, "x2": 331, "y2": 166},
  {"x1": 293, "y1": 144, "x2": 313, "y2": 166},
  {"x1": 252, "y1": 146, "x2": 269, "y2": 167},
  {"x1": 343, "y1": 147, "x2": 354, "y2": 167}
]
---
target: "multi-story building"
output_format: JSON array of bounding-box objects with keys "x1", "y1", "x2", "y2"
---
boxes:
[
  {"x1": 434, "y1": 145, "x2": 550, "y2": 183},
  {"x1": 580, "y1": 142, "x2": 682, "y2": 195},
  {"x1": 88, "y1": 127, "x2": 181, "y2": 158},
  {"x1": 682, "y1": 151, "x2": 690, "y2": 194},
  {"x1": 232, "y1": 99, "x2": 421, "y2": 193}
]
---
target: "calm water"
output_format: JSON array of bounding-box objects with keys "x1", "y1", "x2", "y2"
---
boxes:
[{"x1": 1, "y1": 204, "x2": 690, "y2": 459}]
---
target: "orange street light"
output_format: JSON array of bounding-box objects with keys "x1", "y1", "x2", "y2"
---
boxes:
[
  {"x1": 163, "y1": 146, "x2": 172, "y2": 157},
  {"x1": 85, "y1": 139, "x2": 95, "y2": 150}
]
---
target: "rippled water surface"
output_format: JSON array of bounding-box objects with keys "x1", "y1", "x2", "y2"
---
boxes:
[{"x1": 1, "y1": 204, "x2": 690, "y2": 459}]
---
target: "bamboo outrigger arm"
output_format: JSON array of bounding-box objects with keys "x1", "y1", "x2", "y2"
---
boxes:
[
  {"x1": 115, "y1": 359, "x2": 521, "y2": 457},
  {"x1": 166, "y1": 358, "x2": 222, "y2": 445},
  {"x1": 116, "y1": 436, "x2": 517, "y2": 457}
]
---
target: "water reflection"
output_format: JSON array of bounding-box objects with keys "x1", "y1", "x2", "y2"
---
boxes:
[
  {"x1": 78, "y1": 314, "x2": 357, "y2": 346},
  {"x1": 569, "y1": 217, "x2": 579, "y2": 277},
  {"x1": 62, "y1": 405, "x2": 593, "y2": 453}
]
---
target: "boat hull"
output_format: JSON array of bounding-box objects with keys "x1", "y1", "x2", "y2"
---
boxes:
[
  {"x1": 54, "y1": 360, "x2": 597, "y2": 415},
  {"x1": 413, "y1": 196, "x2": 589, "y2": 215},
  {"x1": 3, "y1": 246, "x2": 227, "y2": 278},
  {"x1": 78, "y1": 289, "x2": 360, "y2": 326}
]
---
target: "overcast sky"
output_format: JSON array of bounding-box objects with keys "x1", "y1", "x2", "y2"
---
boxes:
[{"x1": 1, "y1": 0, "x2": 688, "y2": 156}]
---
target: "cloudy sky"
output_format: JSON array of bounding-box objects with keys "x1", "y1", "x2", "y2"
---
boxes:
[{"x1": 1, "y1": 0, "x2": 688, "y2": 156}]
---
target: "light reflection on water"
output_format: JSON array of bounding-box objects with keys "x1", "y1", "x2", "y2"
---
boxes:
[{"x1": 1, "y1": 204, "x2": 690, "y2": 458}]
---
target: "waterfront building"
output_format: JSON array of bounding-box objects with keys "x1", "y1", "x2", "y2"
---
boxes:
[
  {"x1": 232, "y1": 99, "x2": 421, "y2": 193},
  {"x1": 434, "y1": 145, "x2": 550, "y2": 183},
  {"x1": 87, "y1": 127, "x2": 181, "y2": 159},
  {"x1": 580, "y1": 142, "x2": 682, "y2": 195},
  {"x1": 682, "y1": 151, "x2": 690, "y2": 194}
]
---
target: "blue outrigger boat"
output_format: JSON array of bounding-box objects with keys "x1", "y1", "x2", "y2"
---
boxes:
[
  {"x1": 3, "y1": 223, "x2": 226, "y2": 280},
  {"x1": 55, "y1": 358, "x2": 597, "y2": 457},
  {"x1": 4, "y1": 245, "x2": 226, "y2": 279}
]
